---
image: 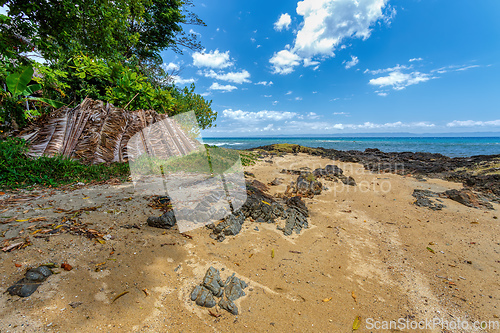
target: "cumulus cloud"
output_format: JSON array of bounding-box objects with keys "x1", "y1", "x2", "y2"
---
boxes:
[
  {"x1": 409, "y1": 57, "x2": 423, "y2": 62},
  {"x1": 201, "y1": 70, "x2": 251, "y2": 84},
  {"x1": 369, "y1": 71, "x2": 432, "y2": 90},
  {"x1": 269, "y1": 50, "x2": 302, "y2": 75},
  {"x1": 446, "y1": 120, "x2": 500, "y2": 127},
  {"x1": 344, "y1": 55, "x2": 359, "y2": 69},
  {"x1": 171, "y1": 76, "x2": 196, "y2": 85},
  {"x1": 209, "y1": 82, "x2": 237, "y2": 92},
  {"x1": 193, "y1": 49, "x2": 233, "y2": 69},
  {"x1": 270, "y1": 0, "x2": 392, "y2": 74},
  {"x1": 274, "y1": 13, "x2": 292, "y2": 31},
  {"x1": 222, "y1": 109, "x2": 297, "y2": 121},
  {"x1": 162, "y1": 62, "x2": 180, "y2": 72}
]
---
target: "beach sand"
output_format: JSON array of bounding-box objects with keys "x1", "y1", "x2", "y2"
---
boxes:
[{"x1": 0, "y1": 153, "x2": 499, "y2": 332}]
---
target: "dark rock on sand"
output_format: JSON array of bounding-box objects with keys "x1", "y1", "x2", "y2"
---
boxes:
[
  {"x1": 412, "y1": 189, "x2": 445, "y2": 210},
  {"x1": 7, "y1": 265, "x2": 53, "y2": 297},
  {"x1": 147, "y1": 210, "x2": 176, "y2": 229},
  {"x1": 190, "y1": 285, "x2": 216, "y2": 308},
  {"x1": 202, "y1": 266, "x2": 225, "y2": 297},
  {"x1": 269, "y1": 177, "x2": 284, "y2": 186},
  {"x1": 224, "y1": 274, "x2": 247, "y2": 301},
  {"x1": 442, "y1": 189, "x2": 493, "y2": 210},
  {"x1": 209, "y1": 181, "x2": 309, "y2": 241},
  {"x1": 339, "y1": 175, "x2": 356, "y2": 186},
  {"x1": 191, "y1": 267, "x2": 248, "y2": 315}
]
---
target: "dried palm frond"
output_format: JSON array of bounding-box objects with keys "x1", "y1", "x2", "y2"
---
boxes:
[{"x1": 18, "y1": 98, "x2": 201, "y2": 164}]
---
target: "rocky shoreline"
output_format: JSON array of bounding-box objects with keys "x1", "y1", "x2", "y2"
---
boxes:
[{"x1": 251, "y1": 144, "x2": 500, "y2": 204}]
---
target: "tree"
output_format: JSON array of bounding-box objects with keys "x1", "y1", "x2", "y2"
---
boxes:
[{"x1": 0, "y1": 0, "x2": 204, "y2": 63}]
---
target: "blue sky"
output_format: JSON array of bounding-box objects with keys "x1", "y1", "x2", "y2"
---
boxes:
[{"x1": 160, "y1": 0, "x2": 500, "y2": 137}]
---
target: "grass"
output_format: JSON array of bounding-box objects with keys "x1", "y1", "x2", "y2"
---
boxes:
[
  {"x1": 0, "y1": 139, "x2": 258, "y2": 190},
  {"x1": 0, "y1": 138, "x2": 130, "y2": 190},
  {"x1": 252, "y1": 143, "x2": 323, "y2": 155}
]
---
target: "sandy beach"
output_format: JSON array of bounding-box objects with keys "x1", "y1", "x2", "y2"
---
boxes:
[{"x1": 1, "y1": 152, "x2": 499, "y2": 332}]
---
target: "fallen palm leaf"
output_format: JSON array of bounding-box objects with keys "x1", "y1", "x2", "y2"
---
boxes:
[
  {"x1": 351, "y1": 291, "x2": 357, "y2": 303},
  {"x1": 426, "y1": 247, "x2": 435, "y2": 254},
  {"x1": 322, "y1": 297, "x2": 332, "y2": 302},
  {"x1": 271, "y1": 248, "x2": 275, "y2": 258}
]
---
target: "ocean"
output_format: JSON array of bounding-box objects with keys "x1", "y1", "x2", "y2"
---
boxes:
[{"x1": 201, "y1": 137, "x2": 500, "y2": 158}]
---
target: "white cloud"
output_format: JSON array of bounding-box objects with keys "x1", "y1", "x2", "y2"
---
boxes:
[
  {"x1": 446, "y1": 120, "x2": 500, "y2": 127},
  {"x1": 269, "y1": 0, "x2": 392, "y2": 74},
  {"x1": 269, "y1": 50, "x2": 301, "y2": 74},
  {"x1": 263, "y1": 95, "x2": 272, "y2": 97},
  {"x1": 193, "y1": 49, "x2": 233, "y2": 69},
  {"x1": 409, "y1": 57, "x2": 423, "y2": 62},
  {"x1": 307, "y1": 112, "x2": 320, "y2": 119},
  {"x1": 333, "y1": 112, "x2": 349, "y2": 115},
  {"x1": 250, "y1": 37, "x2": 256, "y2": 42},
  {"x1": 222, "y1": 109, "x2": 297, "y2": 121},
  {"x1": 285, "y1": 91, "x2": 293, "y2": 95},
  {"x1": 295, "y1": 97, "x2": 303, "y2": 101},
  {"x1": 369, "y1": 71, "x2": 432, "y2": 90},
  {"x1": 274, "y1": 13, "x2": 292, "y2": 31},
  {"x1": 431, "y1": 64, "x2": 480, "y2": 74},
  {"x1": 377, "y1": 92, "x2": 388, "y2": 96},
  {"x1": 162, "y1": 62, "x2": 180, "y2": 71},
  {"x1": 209, "y1": 82, "x2": 237, "y2": 92},
  {"x1": 201, "y1": 70, "x2": 251, "y2": 84},
  {"x1": 256, "y1": 81, "x2": 273, "y2": 86},
  {"x1": 189, "y1": 29, "x2": 201, "y2": 37},
  {"x1": 171, "y1": 76, "x2": 196, "y2": 85},
  {"x1": 344, "y1": 55, "x2": 359, "y2": 69},
  {"x1": 272, "y1": 101, "x2": 279, "y2": 105}
]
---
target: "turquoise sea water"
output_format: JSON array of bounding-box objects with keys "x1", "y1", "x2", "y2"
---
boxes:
[{"x1": 201, "y1": 137, "x2": 500, "y2": 157}]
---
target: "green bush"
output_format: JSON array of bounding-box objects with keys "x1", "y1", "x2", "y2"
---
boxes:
[{"x1": 0, "y1": 138, "x2": 130, "y2": 189}]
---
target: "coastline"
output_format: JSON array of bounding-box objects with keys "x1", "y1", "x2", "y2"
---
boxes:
[{"x1": 0, "y1": 145, "x2": 499, "y2": 332}]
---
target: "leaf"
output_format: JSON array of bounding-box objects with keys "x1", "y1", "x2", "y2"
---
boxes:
[
  {"x1": 6, "y1": 66, "x2": 34, "y2": 97},
  {"x1": 27, "y1": 97, "x2": 65, "y2": 109},
  {"x1": 353, "y1": 315, "x2": 361, "y2": 330},
  {"x1": 322, "y1": 297, "x2": 332, "y2": 302},
  {"x1": 271, "y1": 248, "x2": 275, "y2": 258},
  {"x1": 22, "y1": 84, "x2": 42, "y2": 96},
  {"x1": 426, "y1": 247, "x2": 435, "y2": 254},
  {"x1": 351, "y1": 291, "x2": 357, "y2": 303}
]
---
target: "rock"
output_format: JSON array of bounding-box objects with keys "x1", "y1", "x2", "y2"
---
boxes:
[
  {"x1": 191, "y1": 268, "x2": 248, "y2": 315},
  {"x1": 313, "y1": 164, "x2": 343, "y2": 179},
  {"x1": 224, "y1": 274, "x2": 247, "y2": 301},
  {"x1": 269, "y1": 177, "x2": 284, "y2": 186},
  {"x1": 209, "y1": 181, "x2": 309, "y2": 240},
  {"x1": 7, "y1": 265, "x2": 53, "y2": 297},
  {"x1": 202, "y1": 267, "x2": 225, "y2": 297},
  {"x1": 147, "y1": 210, "x2": 176, "y2": 229},
  {"x1": 442, "y1": 189, "x2": 493, "y2": 210},
  {"x1": 412, "y1": 189, "x2": 445, "y2": 210},
  {"x1": 190, "y1": 285, "x2": 216, "y2": 308},
  {"x1": 219, "y1": 297, "x2": 238, "y2": 315},
  {"x1": 339, "y1": 175, "x2": 356, "y2": 186}
]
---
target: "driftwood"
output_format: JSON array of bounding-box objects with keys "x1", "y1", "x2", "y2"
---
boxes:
[{"x1": 18, "y1": 98, "x2": 200, "y2": 164}]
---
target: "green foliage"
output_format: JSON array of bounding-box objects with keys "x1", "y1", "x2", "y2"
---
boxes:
[
  {"x1": 6, "y1": 66, "x2": 33, "y2": 97},
  {"x1": 0, "y1": 138, "x2": 130, "y2": 189},
  {"x1": 1, "y1": 0, "x2": 204, "y2": 63}
]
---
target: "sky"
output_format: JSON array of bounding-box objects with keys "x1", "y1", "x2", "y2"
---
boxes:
[
  {"x1": 160, "y1": 0, "x2": 500, "y2": 137},
  {"x1": 3, "y1": 2, "x2": 499, "y2": 137}
]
